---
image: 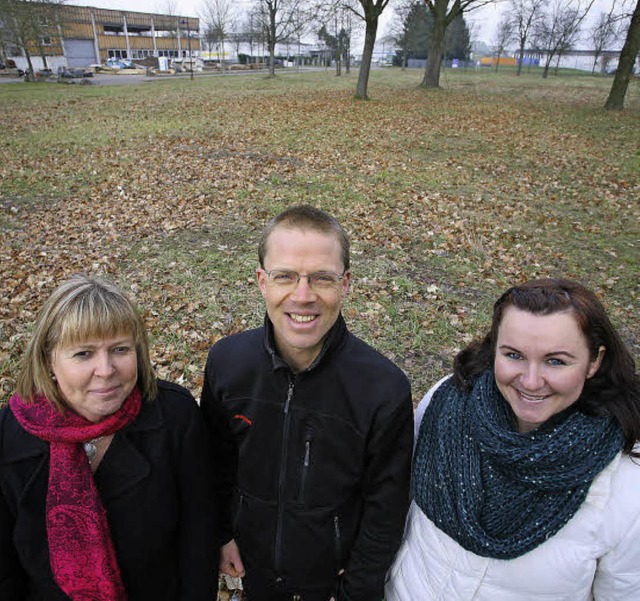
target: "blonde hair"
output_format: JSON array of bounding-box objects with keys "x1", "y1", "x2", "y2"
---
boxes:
[
  {"x1": 258, "y1": 205, "x2": 350, "y2": 271},
  {"x1": 17, "y1": 274, "x2": 157, "y2": 410}
]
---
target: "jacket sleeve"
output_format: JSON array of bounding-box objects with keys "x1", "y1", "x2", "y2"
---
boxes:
[
  {"x1": 0, "y1": 415, "x2": 27, "y2": 599},
  {"x1": 177, "y1": 396, "x2": 220, "y2": 600},
  {"x1": 592, "y1": 483, "x2": 640, "y2": 599},
  {"x1": 339, "y1": 384, "x2": 414, "y2": 601},
  {"x1": 414, "y1": 376, "x2": 452, "y2": 442},
  {"x1": 200, "y1": 349, "x2": 238, "y2": 546}
]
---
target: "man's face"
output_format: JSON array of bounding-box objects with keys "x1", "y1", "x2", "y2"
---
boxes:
[{"x1": 257, "y1": 225, "x2": 350, "y2": 372}]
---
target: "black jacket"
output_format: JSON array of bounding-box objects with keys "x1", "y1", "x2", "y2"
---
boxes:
[
  {"x1": 0, "y1": 380, "x2": 218, "y2": 600},
  {"x1": 201, "y1": 314, "x2": 413, "y2": 600}
]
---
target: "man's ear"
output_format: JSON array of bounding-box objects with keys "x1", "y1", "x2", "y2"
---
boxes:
[
  {"x1": 256, "y1": 267, "x2": 267, "y2": 297},
  {"x1": 341, "y1": 270, "x2": 351, "y2": 296}
]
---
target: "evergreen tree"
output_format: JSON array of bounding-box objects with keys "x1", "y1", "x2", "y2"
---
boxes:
[
  {"x1": 394, "y1": 1, "x2": 470, "y2": 62},
  {"x1": 444, "y1": 13, "x2": 471, "y2": 60}
]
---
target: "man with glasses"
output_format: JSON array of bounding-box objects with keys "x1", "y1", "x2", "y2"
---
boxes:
[{"x1": 201, "y1": 205, "x2": 413, "y2": 601}]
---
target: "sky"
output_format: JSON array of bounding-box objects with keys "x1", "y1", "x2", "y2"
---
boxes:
[{"x1": 66, "y1": 0, "x2": 622, "y2": 48}]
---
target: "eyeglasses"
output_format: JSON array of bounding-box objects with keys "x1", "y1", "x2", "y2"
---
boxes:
[{"x1": 262, "y1": 269, "x2": 346, "y2": 291}]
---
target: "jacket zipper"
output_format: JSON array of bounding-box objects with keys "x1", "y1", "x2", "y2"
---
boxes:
[
  {"x1": 274, "y1": 376, "x2": 295, "y2": 576},
  {"x1": 299, "y1": 439, "x2": 311, "y2": 502},
  {"x1": 334, "y1": 514, "x2": 342, "y2": 568}
]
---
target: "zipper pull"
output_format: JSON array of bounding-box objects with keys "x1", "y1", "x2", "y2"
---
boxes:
[
  {"x1": 284, "y1": 378, "x2": 294, "y2": 415},
  {"x1": 304, "y1": 440, "x2": 310, "y2": 466}
]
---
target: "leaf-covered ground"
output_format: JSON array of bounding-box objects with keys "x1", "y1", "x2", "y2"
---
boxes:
[{"x1": 1, "y1": 68, "x2": 638, "y2": 405}]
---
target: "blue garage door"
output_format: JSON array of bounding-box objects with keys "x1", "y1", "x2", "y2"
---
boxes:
[{"x1": 64, "y1": 39, "x2": 96, "y2": 67}]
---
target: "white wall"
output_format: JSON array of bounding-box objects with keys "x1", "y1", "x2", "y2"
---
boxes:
[{"x1": 10, "y1": 55, "x2": 68, "y2": 71}]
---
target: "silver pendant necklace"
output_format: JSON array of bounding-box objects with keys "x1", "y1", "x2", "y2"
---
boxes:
[{"x1": 83, "y1": 436, "x2": 105, "y2": 464}]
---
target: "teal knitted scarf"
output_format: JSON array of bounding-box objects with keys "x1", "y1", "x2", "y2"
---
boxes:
[{"x1": 413, "y1": 370, "x2": 624, "y2": 559}]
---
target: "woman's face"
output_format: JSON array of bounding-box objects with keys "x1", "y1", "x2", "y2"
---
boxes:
[
  {"x1": 50, "y1": 334, "x2": 138, "y2": 423},
  {"x1": 494, "y1": 307, "x2": 604, "y2": 433}
]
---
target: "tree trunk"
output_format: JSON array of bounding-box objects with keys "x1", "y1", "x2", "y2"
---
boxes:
[
  {"x1": 335, "y1": 15, "x2": 341, "y2": 76},
  {"x1": 23, "y1": 45, "x2": 35, "y2": 80},
  {"x1": 268, "y1": 8, "x2": 276, "y2": 77},
  {"x1": 355, "y1": 14, "x2": 378, "y2": 99},
  {"x1": 421, "y1": 15, "x2": 446, "y2": 88},
  {"x1": 542, "y1": 54, "x2": 553, "y2": 78},
  {"x1": 605, "y1": 0, "x2": 640, "y2": 110},
  {"x1": 16, "y1": 28, "x2": 35, "y2": 80},
  {"x1": 517, "y1": 43, "x2": 525, "y2": 76},
  {"x1": 38, "y1": 43, "x2": 48, "y2": 70},
  {"x1": 495, "y1": 52, "x2": 501, "y2": 73},
  {"x1": 346, "y1": 38, "x2": 351, "y2": 74}
]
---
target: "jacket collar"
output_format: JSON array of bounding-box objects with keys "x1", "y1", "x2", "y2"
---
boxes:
[
  {"x1": 262, "y1": 312, "x2": 348, "y2": 373},
  {"x1": 0, "y1": 407, "x2": 48, "y2": 463},
  {"x1": 1, "y1": 398, "x2": 164, "y2": 502}
]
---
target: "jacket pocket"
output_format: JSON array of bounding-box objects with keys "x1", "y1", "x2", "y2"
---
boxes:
[
  {"x1": 232, "y1": 491, "x2": 245, "y2": 533},
  {"x1": 334, "y1": 514, "x2": 343, "y2": 569},
  {"x1": 299, "y1": 439, "x2": 311, "y2": 503},
  {"x1": 233, "y1": 491, "x2": 277, "y2": 570}
]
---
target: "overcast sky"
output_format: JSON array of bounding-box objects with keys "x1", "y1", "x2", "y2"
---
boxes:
[{"x1": 67, "y1": 0, "x2": 621, "y2": 47}]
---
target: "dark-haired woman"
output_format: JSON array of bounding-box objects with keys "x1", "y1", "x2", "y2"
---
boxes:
[{"x1": 386, "y1": 278, "x2": 640, "y2": 600}]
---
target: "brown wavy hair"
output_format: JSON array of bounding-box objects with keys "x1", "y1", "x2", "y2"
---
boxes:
[{"x1": 454, "y1": 278, "x2": 640, "y2": 455}]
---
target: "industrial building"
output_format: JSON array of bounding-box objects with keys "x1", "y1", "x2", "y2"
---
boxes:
[{"x1": 0, "y1": 2, "x2": 199, "y2": 71}]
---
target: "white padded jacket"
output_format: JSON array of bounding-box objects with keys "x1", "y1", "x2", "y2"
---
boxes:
[{"x1": 385, "y1": 378, "x2": 640, "y2": 601}]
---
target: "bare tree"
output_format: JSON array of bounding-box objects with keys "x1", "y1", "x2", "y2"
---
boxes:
[
  {"x1": 493, "y1": 13, "x2": 514, "y2": 71},
  {"x1": 236, "y1": 6, "x2": 267, "y2": 64},
  {"x1": 418, "y1": 0, "x2": 493, "y2": 88},
  {"x1": 590, "y1": 3, "x2": 620, "y2": 74},
  {"x1": 605, "y1": 0, "x2": 640, "y2": 110},
  {"x1": 288, "y1": 0, "x2": 313, "y2": 70},
  {"x1": 509, "y1": 0, "x2": 545, "y2": 75},
  {"x1": 591, "y1": 11, "x2": 617, "y2": 74},
  {"x1": 0, "y1": 0, "x2": 65, "y2": 77},
  {"x1": 254, "y1": 0, "x2": 312, "y2": 76},
  {"x1": 156, "y1": 0, "x2": 178, "y2": 16},
  {"x1": 391, "y1": 0, "x2": 416, "y2": 70},
  {"x1": 345, "y1": 0, "x2": 389, "y2": 99},
  {"x1": 535, "y1": 0, "x2": 594, "y2": 78},
  {"x1": 315, "y1": 1, "x2": 352, "y2": 75},
  {"x1": 200, "y1": 0, "x2": 236, "y2": 73}
]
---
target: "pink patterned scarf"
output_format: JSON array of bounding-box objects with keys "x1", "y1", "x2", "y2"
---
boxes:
[{"x1": 10, "y1": 387, "x2": 142, "y2": 601}]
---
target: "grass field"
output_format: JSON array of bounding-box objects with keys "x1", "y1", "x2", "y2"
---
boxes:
[{"x1": 1, "y1": 67, "x2": 638, "y2": 404}]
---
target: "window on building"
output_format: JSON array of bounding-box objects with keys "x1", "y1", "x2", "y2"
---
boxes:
[
  {"x1": 130, "y1": 49, "x2": 153, "y2": 59},
  {"x1": 127, "y1": 26, "x2": 152, "y2": 35},
  {"x1": 107, "y1": 49, "x2": 129, "y2": 59}
]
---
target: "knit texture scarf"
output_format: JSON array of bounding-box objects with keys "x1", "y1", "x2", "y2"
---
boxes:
[
  {"x1": 413, "y1": 370, "x2": 624, "y2": 559},
  {"x1": 10, "y1": 387, "x2": 142, "y2": 600}
]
